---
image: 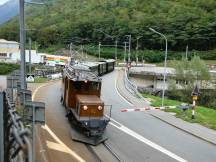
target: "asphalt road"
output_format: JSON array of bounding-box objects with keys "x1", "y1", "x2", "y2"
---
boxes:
[
  {"x1": 101, "y1": 70, "x2": 216, "y2": 162},
  {"x1": 33, "y1": 70, "x2": 216, "y2": 162}
]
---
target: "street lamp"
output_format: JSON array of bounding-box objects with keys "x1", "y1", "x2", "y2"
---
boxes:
[{"x1": 149, "y1": 28, "x2": 168, "y2": 107}]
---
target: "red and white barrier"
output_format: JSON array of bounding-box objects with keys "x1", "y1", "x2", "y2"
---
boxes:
[{"x1": 120, "y1": 106, "x2": 176, "y2": 112}]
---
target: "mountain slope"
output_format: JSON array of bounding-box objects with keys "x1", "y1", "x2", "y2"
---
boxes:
[
  {"x1": 0, "y1": 0, "x2": 216, "y2": 51},
  {"x1": 0, "y1": 0, "x2": 19, "y2": 25}
]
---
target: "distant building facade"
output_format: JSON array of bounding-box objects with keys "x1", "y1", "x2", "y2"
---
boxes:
[
  {"x1": 0, "y1": 39, "x2": 70, "y2": 66},
  {"x1": 129, "y1": 66, "x2": 216, "y2": 90},
  {"x1": 0, "y1": 39, "x2": 19, "y2": 62}
]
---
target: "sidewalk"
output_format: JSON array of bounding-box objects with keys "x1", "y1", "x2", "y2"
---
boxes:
[{"x1": 116, "y1": 68, "x2": 216, "y2": 145}]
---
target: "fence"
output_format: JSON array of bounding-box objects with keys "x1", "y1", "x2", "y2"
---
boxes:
[
  {"x1": 0, "y1": 91, "x2": 32, "y2": 162},
  {"x1": 124, "y1": 69, "x2": 150, "y2": 103}
]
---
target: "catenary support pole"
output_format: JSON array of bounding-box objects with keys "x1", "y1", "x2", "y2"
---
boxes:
[
  {"x1": 98, "y1": 42, "x2": 101, "y2": 60},
  {"x1": 19, "y1": 0, "x2": 26, "y2": 89},
  {"x1": 29, "y1": 37, "x2": 32, "y2": 74},
  {"x1": 115, "y1": 39, "x2": 118, "y2": 61},
  {"x1": 124, "y1": 42, "x2": 127, "y2": 63}
]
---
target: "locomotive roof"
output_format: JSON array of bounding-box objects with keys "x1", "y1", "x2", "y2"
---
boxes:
[{"x1": 64, "y1": 63, "x2": 101, "y2": 82}]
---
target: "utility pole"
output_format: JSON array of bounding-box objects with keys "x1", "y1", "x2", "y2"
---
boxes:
[
  {"x1": 128, "y1": 35, "x2": 131, "y2": 63},
  {"x1": 81, "y1": 45, "x2": 83, "y2": 60},
  {"x1": 28, "y1": 37, "x2": 32, "y2": 74},
  {"x1": 69, "y1": 42, "x2": 72, "y2": 58},
  {"x1": 19, "y1": 0, "x2": 26, "y2": 89},
  {"x1": 124, "y1": 42, "x2": 127, "y2": 63},
  {"x1": 136, "y1": 38, "x2": 138, "y2": 65},
  {"x1": 186, "y1": 45, "x2": 188, "y2": 59},
  {"x1": 98, "y1": 42, "x2": 101, "y2": 60},
  {"x1": 115, "y1": 39, "x2": 118, "y2": 61}
]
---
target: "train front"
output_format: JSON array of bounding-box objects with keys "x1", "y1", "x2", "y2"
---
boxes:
[{"x1": 75, "y1": 94, "x2": 110, "y2": 137}]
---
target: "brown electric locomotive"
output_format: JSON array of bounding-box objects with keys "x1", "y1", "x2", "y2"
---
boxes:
[{"x1": 61, "y1": 61, "x2": 111, "y2": 145}]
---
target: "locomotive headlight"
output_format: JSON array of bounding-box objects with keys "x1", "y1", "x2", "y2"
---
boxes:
[
  {"x1": 98, "y1": 105, "x2": 103, "y2": 110},
  {"x1": 83, "y1": 105, "x2": 88, "y2": 110}
]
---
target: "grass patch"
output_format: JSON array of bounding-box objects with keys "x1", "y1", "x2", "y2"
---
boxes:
[
  {"x1": 34, "y1": 77, "x2": 47, "y2": 83},
  {"x1": 142, "y1": 93, "x2": 216, "y2": 130},
  {"x1": 0, "y1": 63, "x2": 19, "y2": 75}
]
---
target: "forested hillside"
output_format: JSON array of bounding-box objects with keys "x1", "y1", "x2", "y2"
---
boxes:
[{"x1": 0, "y1": 0, "x2": 216, "y2": 51}]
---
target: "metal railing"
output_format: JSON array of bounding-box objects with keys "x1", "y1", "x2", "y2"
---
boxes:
[
  {"x1": 124, "y1": 69, "x2": 148, "y2": 100},
  {"x1": 0, "y1": 91, "x2": 32, "y2": 162}
]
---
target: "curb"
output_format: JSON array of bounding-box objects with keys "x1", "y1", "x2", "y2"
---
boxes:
[{"x1": 150, "y1": 113, "x2": 216, "y2": 146}]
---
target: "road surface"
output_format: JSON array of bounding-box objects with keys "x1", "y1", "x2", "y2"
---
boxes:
[{"x1": 33, "y1": 70, "x2": 216, "y2": 162}]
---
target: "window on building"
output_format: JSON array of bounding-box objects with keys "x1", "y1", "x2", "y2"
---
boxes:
[{"x1": 0, "y1": 53, "x2": 7, "y2": 57}]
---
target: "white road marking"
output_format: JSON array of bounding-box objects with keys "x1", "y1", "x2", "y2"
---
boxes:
[
  {"x1": 109, "y1": 118, "x2": 188, "y2": 162},
  {"x1": 42, "y1": 124, "x2": 86, "y2": 162},
  {"x1": 114, "y1": 76, "x2": 134, "y2": 106},
  {"x1": 112, "y1": 71, "x2": 188, "y2": 162},
  {"x1": 32, "y1": 82, "x2": 86, "y2": 162}
]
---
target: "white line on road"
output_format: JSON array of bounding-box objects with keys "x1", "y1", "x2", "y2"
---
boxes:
[
  {"x1": 32, "y1": 81, "x2": 86, "y2": 162},
  {"x1": 109, "y1": 118, "x2": 188, "y2": 162},
  {"x1": 112, "y1": 71, "x2": 188, "y2": 162},
  {"x1": 41, "y1": 124, "x2": 86, "y2": 162},
  {"x1": 114, "y1": 76, "x2": 134, "y2": 106}
]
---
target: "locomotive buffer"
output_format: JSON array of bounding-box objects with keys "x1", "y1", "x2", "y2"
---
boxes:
[{"x1": 61, "y1": 62, "x2": 111, "y2": 145}]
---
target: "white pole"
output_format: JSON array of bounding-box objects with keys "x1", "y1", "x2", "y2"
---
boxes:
[
  {"x1": 70, "y1": 42, "x2": 72, "y2": 58},
  {"x1": 136, "y1": 38, "x2": 139, "y2": 65},
  {"x1": 98, "y1": 42, "x2": 101, "y2": 60},
  {"x1": 128, "y1": 35, "x2": 131, "y2": 63},
  {"x1": 124, "y1": 42, "x2": 127, "y2": 63},
  {"x1": 186, "y1": 45, "x2": 188, "y2": 59},
  {"x1": 115, "y1": 39, "x2": 118, "y2": 61}
]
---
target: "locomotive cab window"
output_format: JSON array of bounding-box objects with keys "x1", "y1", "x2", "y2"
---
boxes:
[
  {"x1": 73, "y1": 81, "x2": 82, "y2": 90},
  {"x1": 91, "y1": 82, "x2": 100, "y2": 90}
]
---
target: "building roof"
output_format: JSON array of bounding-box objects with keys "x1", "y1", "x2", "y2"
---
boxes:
[
  {"x1": 130, "y1": 66, "x2": 176, "y2": 77},
  {"x1": 0, "y1": 39, "x2": 19, "y2": 44}
]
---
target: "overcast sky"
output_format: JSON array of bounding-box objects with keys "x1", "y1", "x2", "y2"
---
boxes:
[{"x1": 0, "y1": 0, "x2": 10, "y2": 5}]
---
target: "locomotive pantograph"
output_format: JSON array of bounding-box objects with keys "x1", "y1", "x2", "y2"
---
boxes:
[{"x1": 61, "y1": 62, "x2": 112, "y2": 145}]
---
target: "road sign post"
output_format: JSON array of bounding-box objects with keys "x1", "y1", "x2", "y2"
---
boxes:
[{"x1": 191, "y1": 84, "x2": 201, "y2": 119}]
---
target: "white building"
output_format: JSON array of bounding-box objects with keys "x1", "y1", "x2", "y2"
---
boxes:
[
  {"x1": 12, "y1": 50, "x2": 44, "y2": 64},
  {"x1": 0, "y1": 39, "x2": 70, "y2": 66},
  {"x1": 0, "y1": 39, "x2": 19, "y2": 62}
]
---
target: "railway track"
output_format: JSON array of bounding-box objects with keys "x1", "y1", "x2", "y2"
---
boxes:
[
  {"x1": 85, "y1": 144, "x2": 102, "y2": 162},
  {"x1": 86, "y1": 141, "x2": 123, "y2": 162},
  {"x1": 103, "y1": 141, "x2": 123, "y2": 162}
]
